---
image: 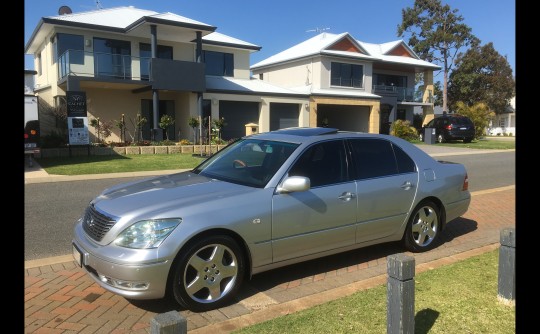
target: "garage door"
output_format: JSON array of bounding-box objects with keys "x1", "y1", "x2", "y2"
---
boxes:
[
  {"x1": 219, "y1": 101, "x2": 259, "y2": 140},
  {"x1": 270, "y1": 103, "x2": 299, "y2": 130}
]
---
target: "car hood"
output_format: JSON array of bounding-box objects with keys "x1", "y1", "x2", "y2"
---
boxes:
[{"x1": 92, "y1": 171, "x2": 257, "y2": 220}]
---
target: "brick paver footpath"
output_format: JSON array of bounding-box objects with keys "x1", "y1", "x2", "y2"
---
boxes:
[{"x1": 25, "y1": 187, "x2": 515, "y2": 333}]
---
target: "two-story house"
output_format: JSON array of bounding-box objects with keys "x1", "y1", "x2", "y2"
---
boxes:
[
  {"x1": 251, "y1": 32, "x2": 440, "y2": 134},
  {"x1": 24, "y1": 6, "x2": 308, "y2": 143}
]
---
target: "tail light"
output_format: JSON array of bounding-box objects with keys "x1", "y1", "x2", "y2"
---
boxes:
[
  {"x1": 462, "y1": 173, "x2": 469, "y2": 191},
  {"x1": 30, "y1": 130, "x2": 37, "y2": 135},
  {"x1": 24, "y1": 133, "x2": 29, "y2": 139},
  {"x1": 445, "y1": 125, "x2": 452, "y2": 130}
]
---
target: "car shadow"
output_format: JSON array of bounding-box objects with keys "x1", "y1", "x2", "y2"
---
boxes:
[
  {"x1": 125, "y1": 217, "x2": 479, "y2": 313},
  {"x1": 439, "y1": 217, "x2": 478, "y2": 243}
]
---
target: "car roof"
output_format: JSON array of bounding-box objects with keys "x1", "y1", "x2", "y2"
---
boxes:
[{"x1": 247, "y1": 127, "x2": 399, "y2": 145}]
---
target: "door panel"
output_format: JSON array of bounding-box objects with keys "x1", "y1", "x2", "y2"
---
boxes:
[
  {"x1": 272, "y1": 182, "x2": 357, "y2": 262},
  {"x1": 355, "y1": 173, "x2": 417, "y2": 243}
]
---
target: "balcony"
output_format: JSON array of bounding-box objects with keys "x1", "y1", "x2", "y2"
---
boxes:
[
  {"x1": 58, "y1": 50, "x2": 206, "y2": 92},
  {"x1": 373, "y1": 85, "x2": 433, "y2": 104}
]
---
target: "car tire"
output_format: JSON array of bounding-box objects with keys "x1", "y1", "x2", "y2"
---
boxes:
[
  {"x1": 419, "y1": 133, "x2": 423, "y2": 142},
  {"x1": 403, "y1": 200, "x2": 441, "y2": 252},
  {"x1": 437, "y1": 134, "x2": 445, "y2": 143},
  {"x1": 171, "y1": 235, "x2": 245, "y2": 312},
  {"x1": 463, "y1": 137, "x2": 473, "y2": 143}
]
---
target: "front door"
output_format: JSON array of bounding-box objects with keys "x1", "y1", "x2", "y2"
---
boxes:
[
  {"x1": 380, "y1": 103, "x2": 392, "y2": 134},
  {"x1": 271, "y1": 140, "x2": 357, "y2": 262}
]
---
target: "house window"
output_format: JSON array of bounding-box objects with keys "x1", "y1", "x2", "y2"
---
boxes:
[
  {"x1": 139, "y1": 43, "x2": 173, "y2": 80},
  {"x1": 36, "y1": 52, "x2": 42, "y2": 75},
  {"x1": 202, "y1": 50, "x2": 234, "y2": 76},
  {"x1": 373, "y1": 73, "x2": 407, "y2": 87},
  {"x1": 53, "y1": 33, "x2": 84, "y2": 65},
  {"x1": 499, "y1": 119, "x2": 506, "y2": 127},
  {"x1": 331, "y1": 62, "x2": 363, "y2": 88},
  {"x1": 259, "y1": 73, "x2": 264, "y2": 80},
  {"x1": 93, "y1": 38, "x2": 131, "y2": 79}
]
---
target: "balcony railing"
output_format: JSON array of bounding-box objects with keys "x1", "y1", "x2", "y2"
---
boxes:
[
  {"x1": 58, "y1": 50, "x2": 151, "y2": 81},
  {"x1": 373, "y1": 84, "x2": 433, "y2": 103}
]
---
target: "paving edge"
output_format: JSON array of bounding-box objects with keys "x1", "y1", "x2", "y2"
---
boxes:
[{"x1": 190, "y1": 243, "x2": 500, "y2": 334}]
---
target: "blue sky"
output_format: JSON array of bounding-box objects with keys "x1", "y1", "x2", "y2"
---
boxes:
[{"x1": 24, "y1": 0, "x2": 515, "y2": 82}]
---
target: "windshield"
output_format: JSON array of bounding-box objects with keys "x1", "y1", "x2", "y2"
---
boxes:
[{"x1": 193, "y1": 139, "x2": 300, "y2": 188}]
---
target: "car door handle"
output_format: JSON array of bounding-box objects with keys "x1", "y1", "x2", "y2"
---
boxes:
[
  {"x1": 338, "y1": 192, "x2": 356, "y2": 201},
  {"x1": 400, "y1": 181, "x2": 414, "y2": 190}
]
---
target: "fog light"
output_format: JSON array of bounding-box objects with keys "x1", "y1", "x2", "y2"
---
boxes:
[{"x1": 98, "y1": 274, "x2": 149, "y2": 290}]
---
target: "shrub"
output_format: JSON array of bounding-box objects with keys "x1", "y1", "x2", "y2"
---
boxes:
[
  {"x1": 40, "y1": 130, "x2": 68, "y2": 148},
  {"x1": 454, "y1": 101, "x2": 494, "y2": 139},
  {"x1": 390, "y1": 119, "x2": 418, "y2": 141},
  {"x1": 179, "y1": 139, "x2": 192, "y2": 145}
]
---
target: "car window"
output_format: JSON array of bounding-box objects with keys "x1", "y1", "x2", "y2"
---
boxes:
[
  {"x1": 288, "y1": 140, "x2": 348, "y2": 187},
  {"x1": 425, "y1": 119, "x2": 435, "y2": 127},
  {"x1": 392, "y1": 144, "x2": 416, "y2": 173},
  {"x1": 194, "y1": 139, "x2": 299, "y2": 188},
  {"x1": 349, "y1": 139, "x2": 398, "y2": 180}
]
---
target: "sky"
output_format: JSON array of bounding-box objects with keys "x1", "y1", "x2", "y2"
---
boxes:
[{"x1": 24, "y1": 0, "x2": 516, "y2": 83}]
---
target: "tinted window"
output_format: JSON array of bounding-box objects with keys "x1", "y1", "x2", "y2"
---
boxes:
[
  {"x1": 392, "y1": 144, "x2": 416, "y2": 173},
  {"x1": 203, "y1": 50, "x2": 234, "y2": 76},
  {"x1": 289, "y1": 141, "x2": 348, "y2": 187},
  {"x1": 349, "y1": 139, "x2": 398, "y2": 179},
  {"x1": 55, "y1": 33, "x2": 84, "y2": 64}
]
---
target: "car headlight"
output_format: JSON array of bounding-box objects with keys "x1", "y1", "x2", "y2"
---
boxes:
[{"x1": 114, "y1": 218, "x2": 181, "y2": 249}]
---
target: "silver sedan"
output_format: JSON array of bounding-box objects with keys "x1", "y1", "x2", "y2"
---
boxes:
[{"x1": 72, "y1": 127, "x2": 470, "y2": 311}]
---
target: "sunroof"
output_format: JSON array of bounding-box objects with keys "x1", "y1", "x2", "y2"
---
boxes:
[{"x1": 272, "y1": 127, "x2": 339, "y2": 136}]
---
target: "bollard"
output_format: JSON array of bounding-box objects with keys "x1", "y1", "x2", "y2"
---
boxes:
[
  {"x1": 498, "y1": 228, "x2": 515, "y2": 305},
  {"x1": 387, "y1": 253, "x2": 415, "y2": 334},
  {"x1": 150, "y1": 311, "x2": 187, "y2": 334}
]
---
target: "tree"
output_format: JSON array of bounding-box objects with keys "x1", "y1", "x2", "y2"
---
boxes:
[
  {"x1": 397, "y1": 0, "x2": 479, "y2": 112},
  {"x1": 212, "y1": 117, "x2": 227, "y2": 142},
  {"x1": 454, "y1": 101, "x2": 494, "y2": 139},
  {"x1": 448, "y1": 42, "x2": 515, "y2": 113},
  {"x1": 188, "y1": 117, "x2": 200, "y2": 144},
  {"x1": 159, "y1": 115, "x2": 175, "y2": 141}
]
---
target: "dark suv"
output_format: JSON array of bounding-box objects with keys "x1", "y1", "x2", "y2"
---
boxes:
[{"x1": 420, "y1": 114, "x2": 475, "y2": 143}]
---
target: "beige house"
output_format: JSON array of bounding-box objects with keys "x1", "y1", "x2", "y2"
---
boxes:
[
  {"x1": 25, "y1": 6, "x2": 440, "y2": 143},
  {"x1": 251, "y1": 32, "x2": 440, "y2": 134},
  {"x1": 24, "y1": 6, "x2": 308, "y2": 143}
]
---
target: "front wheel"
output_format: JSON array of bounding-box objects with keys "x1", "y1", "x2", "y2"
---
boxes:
[
  {"x1": 171, "y1": 235, "x2": 245, "y2": 312},
  {"x1": 463, "y1": 137, "x2": 473, "y2": 143},
  {"x1": 403, "y1": 201, "x2": 441, "y2": 252}
]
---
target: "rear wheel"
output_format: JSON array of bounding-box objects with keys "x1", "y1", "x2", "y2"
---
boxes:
[
  {"x1": 437, "y1": 134, "x2": 445, "y2": 143},
  {"x1": 419, "y1": 133, "x2": 423, "y2": 142},
  {"x1": 171, "y1": 235, "x2": 245, "y2": 312},
  {"x1": 463, "y1": 137, "x2": 473, "y2": 143},
  {"x1": 403, "y1": 201, "x2": 441, "y2": 252}
]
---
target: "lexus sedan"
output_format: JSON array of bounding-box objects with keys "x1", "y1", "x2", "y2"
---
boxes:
[{"x1": 72, "y1": 127, "x2": 470, "y2": 311}]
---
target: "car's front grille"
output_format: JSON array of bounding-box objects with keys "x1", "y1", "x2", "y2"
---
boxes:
[{"x1": 82, "y1": 205, "x2": 116, "y2": 242}]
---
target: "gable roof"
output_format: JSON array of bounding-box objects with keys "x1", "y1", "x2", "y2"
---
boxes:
[
  {"x1": 251, "y1": 32, "x2": 440, "y2": 71},
  {"x1": 25, "y1": 6, "x2": 260, "y2": 54},
  {"x1": 251, "y1": 33, "x2": 377, "y2": 69}
]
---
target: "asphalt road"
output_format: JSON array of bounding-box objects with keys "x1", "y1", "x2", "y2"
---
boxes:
[{"x1": 24, "y1": 151, "x2": 515, "y2": 261}]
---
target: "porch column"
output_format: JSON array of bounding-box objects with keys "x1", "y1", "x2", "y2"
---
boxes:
[
  {"x1": 150, "y1": 24, "x2": 162, "y2": 141},
  {"x1": 196, "y1": 31, "x2": 203, "y2": 145},
  {"x1": 422, "y1": 70, "x2": 435, "y2": 126}
]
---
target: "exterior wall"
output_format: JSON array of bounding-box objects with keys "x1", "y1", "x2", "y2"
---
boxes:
[{"x1": 253, "y1": 58, "x2": 314, "y2": 88}]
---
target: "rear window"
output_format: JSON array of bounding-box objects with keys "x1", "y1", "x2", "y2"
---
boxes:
[{"x1": 451, "y1": 117, "x2": 473, "y2": 125}]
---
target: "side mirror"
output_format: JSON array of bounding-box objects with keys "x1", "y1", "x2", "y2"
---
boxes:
[{"x1": 277, "y1": 176, "x2": 310, "y2": 193}]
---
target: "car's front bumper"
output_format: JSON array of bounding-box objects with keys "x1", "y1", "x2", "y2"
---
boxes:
[{"x1": 72, "y1": 222, "x2": 173, "y2": 300}]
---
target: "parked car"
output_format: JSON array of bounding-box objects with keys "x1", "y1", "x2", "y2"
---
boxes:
[
  {"x1": 419, "y1": 114, "x2": 475, "y2": 143},
  {"x1": 72, "y1": 127, "x2": 471, "y2": 311}
]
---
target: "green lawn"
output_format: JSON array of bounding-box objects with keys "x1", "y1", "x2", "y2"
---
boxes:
[
  {"x1": 414, "y1": 138, "x2": 515, "y2": 150},
  {"x1": 234, "y1": 250, "x2": 515, "y2": 334},
  {"x1": 35, "y1": 154, "x2": 205, "y2": 175}
]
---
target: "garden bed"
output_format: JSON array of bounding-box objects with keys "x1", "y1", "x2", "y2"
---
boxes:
[{"x1": 38, "y1": 145, "x2": 227, "y2": 158}]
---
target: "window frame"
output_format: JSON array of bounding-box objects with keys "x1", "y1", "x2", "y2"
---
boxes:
[
  {"x1": 330, "y1": 62, "x2": 364, "y2": 88},
  {"x1": 202, "y1": 50, "x2": 234, "y2": 77}
]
